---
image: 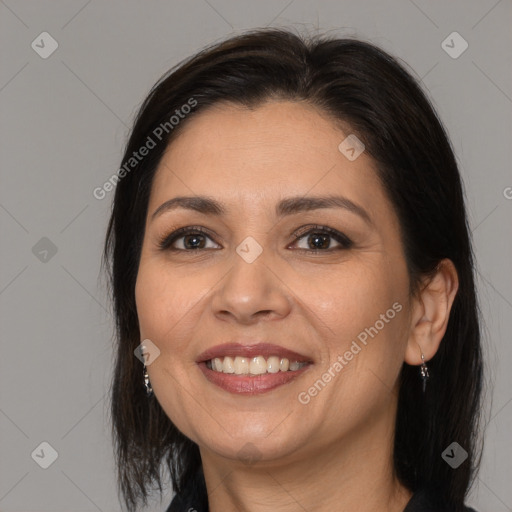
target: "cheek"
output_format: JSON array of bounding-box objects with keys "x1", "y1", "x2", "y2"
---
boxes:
[
  {"x1": 134, "y1": 262, "x2": 190, "y2": 349},
  {"x1": 135, "y1": 258, "x2": 217, "y2": 364},
  {"x1": 135, "y1": 263, "x2": 167, "y2": 340},
  {"x1": 338, "y1": 264, "x2": 408, "y2": 365},
  {"x1": 134, "y1": 261, "x2": 204, "y2": 435},
  {"x1": 292, "y1": 257, "x2": 407, "y2": 346},
  {"x1": 296, "y1": 259, "x2": 408, "y2": 403}
]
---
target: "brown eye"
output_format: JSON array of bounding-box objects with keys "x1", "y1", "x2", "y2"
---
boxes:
[
  {"x1": 291, "y1": 225, "x2": 353, "y2": 252},
  {"x1": 158, "y1": 227, "x2": 220, "y2": 251}
]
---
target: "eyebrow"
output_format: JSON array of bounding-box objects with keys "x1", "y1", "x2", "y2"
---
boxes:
[{"x1": 151, "y1": 195, "x2": 373, "y2": 226}]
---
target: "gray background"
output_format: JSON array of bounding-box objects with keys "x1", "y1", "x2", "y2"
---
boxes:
[{"x1": 0, "y1": 1, "x2": 511, "y2": 511}]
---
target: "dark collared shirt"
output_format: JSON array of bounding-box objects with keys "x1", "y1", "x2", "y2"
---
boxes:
[{"x1": 165, "y1": 467, "x2": 479, "y2": 512}]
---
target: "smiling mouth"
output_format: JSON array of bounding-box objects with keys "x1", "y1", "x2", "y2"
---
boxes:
[
  {"x1": 205, "y1": 355, "x2": 310, "y2": 376},
  {"x1": 196, "y1": 342, "x2": 313, "y2": 394},
  {"x1": 198, "y1": 356, "x2": 313, "y2": 395}
]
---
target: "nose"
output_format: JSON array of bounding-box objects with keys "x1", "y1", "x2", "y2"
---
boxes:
[{"x1": 210, "y1": 249, "x2": 291, "y2": 325}]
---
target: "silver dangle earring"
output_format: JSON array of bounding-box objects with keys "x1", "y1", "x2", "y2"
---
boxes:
[
  {"x1": 419, "y1": 352, "x2": 429, "y2": 393},
  {"x1": 143, "y1": 365, "x2": 153, "y2": 397}
]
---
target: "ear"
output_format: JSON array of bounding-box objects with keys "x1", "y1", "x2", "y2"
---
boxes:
[{"x1": 404, "y1": 258, "x2": 459, "y2": 365}]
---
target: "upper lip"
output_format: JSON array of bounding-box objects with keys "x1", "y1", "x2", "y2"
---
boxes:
[{"x1": 196, "y1": 342, "x2": 313, "y2": 363}]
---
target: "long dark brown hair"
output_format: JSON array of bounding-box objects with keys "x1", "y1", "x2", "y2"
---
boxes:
[{"x1": 102, "y1": 28, "x2": 484, "y2": 512}]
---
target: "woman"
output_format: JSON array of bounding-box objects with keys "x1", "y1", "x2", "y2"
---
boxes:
[{"x1": 103, "y1": 28, "x2": 484, "y2": 512}]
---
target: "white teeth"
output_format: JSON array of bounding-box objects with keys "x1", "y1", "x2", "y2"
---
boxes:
[
  {"x1": 249, "y1": 356, "x2": 267, "y2": 375},
  {"x1": 206, "y1": 355, "x2": 308, "y2": 375},
  {"x1": 222, "y1": 356, "x2": 235, "y2": 374},
  {"x1": 234, "y1": 357, "x2": 249, "y2": 375},
  {"x1": 267, "y1": 356, "x2": 280, "y2": 373}
]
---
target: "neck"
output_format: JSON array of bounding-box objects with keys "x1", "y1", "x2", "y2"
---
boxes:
[{"x1": 200, "y1": 407, "x2": 413, "y2": 512}]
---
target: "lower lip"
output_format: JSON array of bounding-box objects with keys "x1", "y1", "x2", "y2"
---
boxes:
[{"x1": 197, "y1": 362, "x2": 311, "y2": 395}]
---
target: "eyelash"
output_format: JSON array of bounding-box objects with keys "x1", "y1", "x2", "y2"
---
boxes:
[{"x1": 157, "y1": 224, "x2": 353, "y2": 253}]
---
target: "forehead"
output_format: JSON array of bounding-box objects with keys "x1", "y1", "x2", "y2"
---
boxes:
[
  {"x1": 157, "y1": 100, "x2": 352, "y2": 174},
  {"x1": 148, "y1": 100, "x2": 387, "y2": 221}
]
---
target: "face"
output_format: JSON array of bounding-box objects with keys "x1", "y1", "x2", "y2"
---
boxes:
[{"x1": 135, "y1": 100, "x2": 413, "y2": 466}]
